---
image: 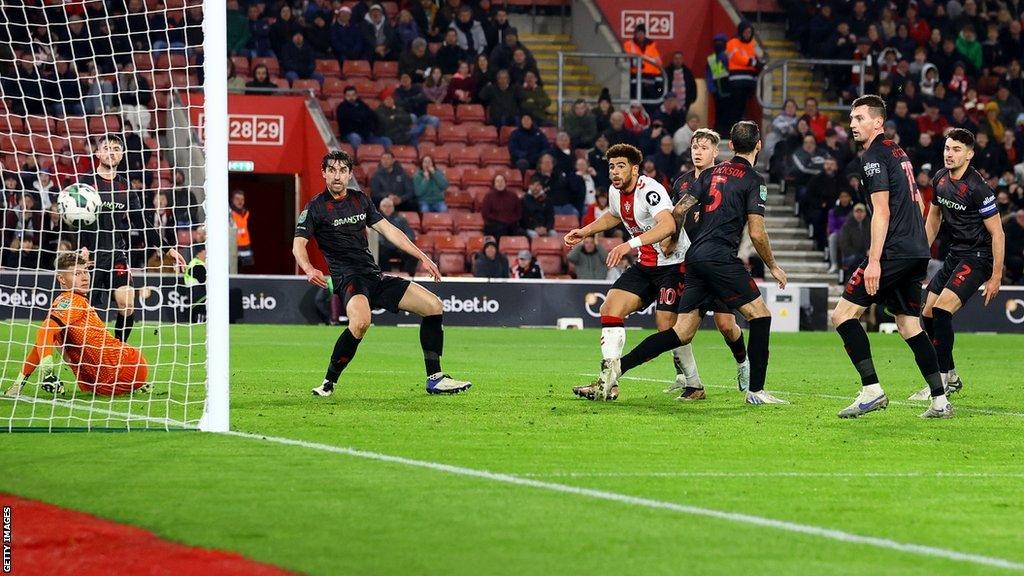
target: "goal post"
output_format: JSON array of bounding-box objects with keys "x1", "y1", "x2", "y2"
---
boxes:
[{"x1": 0, "y1": 0, "x2": 228, "y2": 432}]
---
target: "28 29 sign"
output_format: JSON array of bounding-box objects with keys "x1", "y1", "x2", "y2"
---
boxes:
[
  {"x1": 228, "y1": 115, "x2": 285, "y2": 145},
  {"x1": 621, "y1": 10, "x2": 674, "y2": 40}
]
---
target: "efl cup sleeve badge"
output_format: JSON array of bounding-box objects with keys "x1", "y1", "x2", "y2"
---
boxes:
[
  {"x1": 759, "y1": 185, "x2": 767, "y2": 201},
  {"x1": 298, "y1": 209, "x2": 308, "y2": 224}
]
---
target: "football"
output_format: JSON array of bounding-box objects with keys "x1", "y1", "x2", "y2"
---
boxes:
[{"x1": 57, "y1": 182, "x2": 102, "y2": 227}]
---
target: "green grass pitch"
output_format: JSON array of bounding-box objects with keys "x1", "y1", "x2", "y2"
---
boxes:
[{"x1": 3, "y1": 324, "x2": 1024, "y2": 575}]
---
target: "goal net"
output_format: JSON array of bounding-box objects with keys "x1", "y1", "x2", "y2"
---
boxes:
[{"x1": 0, "y1": 0, "x2": 226, "y2": 431}]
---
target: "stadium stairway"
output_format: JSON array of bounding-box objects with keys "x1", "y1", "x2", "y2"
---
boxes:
[
  {"x1": 518, "y1": 32, "x2": 603, "y2": 116},
  {"x1": 757, "y1": 22, "x2": 821, "y2": 111}
]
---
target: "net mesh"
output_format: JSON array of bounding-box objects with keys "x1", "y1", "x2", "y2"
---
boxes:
[{"x1": 0, "y1": 0, "x2": 209, "y2": 431}]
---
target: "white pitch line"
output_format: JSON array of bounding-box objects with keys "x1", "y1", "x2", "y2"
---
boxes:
[
  {"x1": 518, "y1": 471, "x2": 1024, "y2": 479},
  {"x1": 602, "y1": 374, "x2": 1024, "y2": 418},
  {"x1": 0, "y1": 395, "x2": 192, "y2": 429},
  {"x1": 225, "y1": 429, "x2": 1024, "y2": 572}
]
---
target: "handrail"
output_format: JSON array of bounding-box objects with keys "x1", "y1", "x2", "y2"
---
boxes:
[
  {"x1": 756, "y1": 58, "x2": 866, "y2": 112},
  {"x1": 555, "y1": 51, "x2": 668, "y2": 129}
]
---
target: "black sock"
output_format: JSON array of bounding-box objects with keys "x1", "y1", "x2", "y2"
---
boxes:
[
  {"x1": 931, "y1": 308, "x2": 955, "y2": 374},
  {"x1": 835, "y1": 319, "x2": 879, "y2": 386},
  {"x1": 725, "y1": 330, "x2": 747, "y2": 363},
  {"x1": 115, "y1": 313, "x2": 135, "y2": 343},
  {"x1": 324, "y1": 329, "x2": 361, "y2": 383},
  {"x1": 905, "y1": 332, "x2": 945, "y2": 397},
  {"x1": 922, "y1": 314, "x2": 935, "y2": 344},
  {"x1": 620, "y1": 329, "x2": 682, "y2": 373},
  {"x1": 420, "y1": 314, "x2": 444, "y2": 376},
  {"x1": 747, "y1": 317, "x2": 771, "y2": 392}
]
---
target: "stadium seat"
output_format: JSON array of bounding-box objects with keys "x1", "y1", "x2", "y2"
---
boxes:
[
  {"x1": 338, "y1": 142, "x2": 355, "y2": 158},
  {"x1": 531, "y1": 236, "x2": 563, "y2": 255},
  {"x1": 291, "y1": 78, "x2": 321, "y2": 96},
  {"x1": 446, "y1": 189, "x2": 475, "y2": 211},
  {"x1": 60, "y1": 117, "x2": 88, "y2": 136},
  {"x1": 440, "y1": 166, "x2": 463, "y2": 187},
  {"x1": 426, "y1": 103, "x2": 455, "y2": 123},
  {"x1": 26, "y1": 116, "x2": 54, "y2": 135},
  {"x1": 315, "y1": 59, "x2": 341, "y2": 77},
  {"x1": 134, "y1": 53, "x2": 155, "y2": 71},
  {"x1": 321, "y1": 97, "x2": 343, "y2": 119},
  {"x1": 353, "y1": 164, "x2": 374, "y2": 186},
  {"x1": 400, "y1": 211, "x2": 421, "y2": 232},
  {"x1": 230, "y1": 56, "x2": 250, "y2": 75},
  {"x1": 414, "y1": 235, "x2": 436, "y2": 257},
  {"x1": 465, "y1": 235, "x2": 489, "y2": 258},
  {"x1": 541, "y1": 126, "x2": 557, "y2": 144},
  {"x1": 498, "y1": 235, "x2": 529, "y2": 259},
  {"x1": 422, "y1": 212, "x2": 454, "y2": 233},
  {"x1": 462, "y1": 167, "x2": 496, "y2": 188},
  {"x1": 156, "y1": 53, "x2": 188, "y2": 70},
  {"x1": 598, "y1": 237, "x2": 619, "y2": 254},
  {"x1": 453, "y1": 212, "x2": 484, "y2": 233},
  {"x1": 464, "y1": 186, "x2": 491, "y2": 209},
  {"x1": 435, "y1": 234, "x2": 466, "y2": 255},
  {"x1": 364, "y1": 98, "x2": 380, "y2": 110},
  {"x1": 438, "y1": 252, "x2": 467, "y2": 275},
  {"x1": 554, "y1": 214, "x2": 580, "y2": 233},
  {"x1": 251, "y1": 57, "x2": 280, "y2": 77},
  {"x1": 342, "y1": 60, "x2": 372, "y2": 79},
  {"x1": 455, "y1": 104, "x2": 486, "y2": 124},
  {"x1": 536, "y1": 254, "x2": 564, "y2": 276},
  {"x1": 496, "y1": 167, "x2": 523, "y2": 189},
  {"x1": 322, "y1": 77, "x2": 347, "y2": 97},
  {"x1": 0, "y1": 115, "x2": 25, "y2": 133},
  {"x1": 372, "y1": 60, "x2": 398, "y2": 80},
  {"x1": 272, "y1": 78, "x2": 290, "y2": 89},
  {"x1": 449, "y1": 146, "x2": 481, "y2": 166},
  {"x1": 356, "y1": 143, "x2": 386, "y2": 164},
  {"x1": 417, "y1": 142, "x2": 446, "y2": 165},
  {"x1": 499, "y1": 126, "x2": 516, "y2": 145},
  {"x1": 390, "y1": 144, "x2": 418, "y2": 164},
  {"x1": 480, "y1": 146, "x2": 511, "y2": 166},
  {"x1": 466, "y1": 124, "x2": 498, "y2": 144},
  {"x1": 352, "y1": 78, "x2": 379, "y2": 99}
]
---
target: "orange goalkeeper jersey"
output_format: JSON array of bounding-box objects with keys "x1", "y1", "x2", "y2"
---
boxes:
[{"x1": 48, "y1": 291, "x2": 130, "y2": 383}]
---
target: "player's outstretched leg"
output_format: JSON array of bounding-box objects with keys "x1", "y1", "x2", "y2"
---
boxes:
[
  {"x1": 670, "y1": 344, "x2": 704, "y2": 400},
  {"x1": 313, "y1": 295, "x2": 369, "y2": 397},
  {"x1": 715, "y1": 312, "x2": 750, "y2": 392},
  {"x1": 574, "y1": 290, "x2": 639, "y2": 401},
  {"x1": 833, "y1": 300, "x2": 889, "y2": 418},
  {"x1": 400, "y1": 283, "x2": 471, "y2": 395}
]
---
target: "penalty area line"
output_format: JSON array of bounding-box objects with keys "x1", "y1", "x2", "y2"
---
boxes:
[{"x1": 225, "y1": 429, "x2": 1024, "y2": 572}]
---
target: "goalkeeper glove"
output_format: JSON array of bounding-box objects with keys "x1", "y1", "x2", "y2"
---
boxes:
[{"x1": 3, "y1": 373, "x2": 29, "y2": 397}]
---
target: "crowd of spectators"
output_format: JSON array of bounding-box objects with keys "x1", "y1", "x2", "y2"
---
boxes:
[{"x1": 769, "y1": 0, "x2": 1024, "y2": 282}]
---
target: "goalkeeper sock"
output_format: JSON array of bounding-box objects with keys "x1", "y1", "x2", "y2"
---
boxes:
[
  {"x1": 620, "y1": 329, "x2": 682, "y2": 373},
  {"x1": 725, "y1": 329, "x2": 747, "y2": 363},
  {"x1": 115, "y1": 312, "x2": 135, "y2": 343},
  {"x1": 906, "y1": 331, "x2": 945, "y2": 398},
  {"x1": 324, "y1": 329, "x2": 361, "y2": 383},
  {"x1": 747, "y1": 317, "x2": 771, "y2": 393},
  {"x1": 671, "y1": 344, "x2": 700, "y2": 385},
  {"x1": 420, "y1": 314, "x2": 444, "y2": 376},
  {"x1": 835, "y1": 319, "x2": 879, "y2": 387},
  {"x1": 600, "y1": 316, "x2": 625, "y2": 361}
]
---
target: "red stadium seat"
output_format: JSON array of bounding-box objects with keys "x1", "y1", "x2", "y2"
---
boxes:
[
  {"x1": 134, "y1": 53, "x2": 155, "y2": 71},
  {"x1": 452, "y1": 211, "x2": 484, "y2": 233},
  {"x1": 480, "y1": 146, "x2": 511, "y2": 166},
  {"x1": 422, "y1": 212, "x2": 454, "y2": 233},
  {"x1": 438, "y1": 253, "x2": 467, "y2": 275},
  {"x1": 466, "y1": 124, "x2": 498, "y2": 144},
  {"x1": 536, "y1": 254, "x2": 564, "y2": 276},
  {"x1": 449, "y1": 146, "x2": 481, "y2": 166},
  {"x1": 465, "y1": 235, "x2": 489, "y2": 258},
  {"x1": 417, "y1": 142, "x2": 446, "y2": 165},
  {"x1": 455, "y1": 104, "x2": 486, "y2": 124},
  {"x1": 464, "y1": 186, "x2": 491, "y2": 209},
  {"x1": 291, "y1": 78, "x2": 322, "y2": 96},
  {"x1": 156, "y1": 53, "x2": 188, "y2": 70},
  {"x1": 446, "y1": 189, "x2": 474, "y2": 211},
  {"x1": 414, "y1": 235, "x2": 436, "y2": 257},
  {"x1": 434, "y1": 234, "x2": 466, "y2": 255},
  {"x1": 342, "y1": 60, "x2": 372, "y2": 79},
  {"x1": 400, "y1": 211, "x2": 421, "y2": 232},
  {"x1": 390, "y1": 144, "x2": 418, "y2": 164},
  {"x1": 26, "y1": 116, "x2": 54, "y2": 135},
  {"x1": 0, "y1": 115, "x2": 25, "y2": 134},
  {"x1": 372, "y1": 60, "x2": 398, "y2": 80},
  {"x1": 251, "y1": 57, "x2": 280, "y2": 77},
  {"x1": 321, "y1": 97, "x2": 343, "y2": 120},
  {"x1": 426, "y1": 103, "x2": 455, "y2": 122},
  {"x1": 351, "y1": 78, "x2": 379, "y2": 99},
  {"x1": 462, "y1": 167, "x2": 497, "y2": 188},
  {"x1": 422, "y1": 124, "x2": 438, "y2": 144},
  {"x1": 531, "y1": 236, "x2": 563, "y2": 255},
  {"x1": 322, "y1": 77, "x2": 347, "y2": 97},
  {"x1": 230, "y1": 56, "x2": 250, "y2": 75},
  {"x1": 499, "y1": 126, "x2": 516, "y2": 145},
  {"x1": 554, "y1": 214, "x2": 580, "y2": 233},
  {"x1": 60, "y1": 117, "x2": 89, "y2": 136},
  {"x1": 356, "y1": 143, "x2": 385, "y2": 164},
  {"x1": 438, "y1": 124, "x2": 468, "y2": 144},
  {"x1": 439, "y1": 165, "x2": 462, "y2": 187},
  {"x1": 498, "y1": 235, "x2": 529, "y2": 259},
  {"x1": 315, "y1": 59, "x2": 341, "y2": 77},
  {"x1": 272, "y1": 78, "x2": 290, "y2": 89},
  {"x1": 500, "y1": 168, "x2": 523, "y2": 190}
]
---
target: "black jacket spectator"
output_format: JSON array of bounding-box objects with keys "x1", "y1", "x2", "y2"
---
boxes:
[
  {"x1": 280, "y1": 34, "x2": 318, "y2": 80},
  {"x1": 474, "y1": 240, "x2": 510, "y2": 278},
  {"x1": 508, "y1": 116, "x2": 549, "y2": 170},
  {"x1": 394, "y1": 79, "x2": 430, "y2": 116},
  {"x1": 370, "y1": 159, "x2": 415, "y2": 210},
  {"x1": 435, "y1": 30, "x2": 466, "y2": 75},
  {"x1": 478, "y1": 71, "x2": 518, "y2": 126},
  {"x1": 398, "y1": 39, "x2": 434, "y2": 83},
  {"x1": 304, "y1": 14, "x2": 333, "y2": 58},
  {"x1": 336, "y1": 96, "x2": 379, "y2": 139},
  {"x1": 521, "y1": 189, "x2": 555, "y2": 233},
  {"x1": 330, "y1": 10, "x2": 367, "y2": 60},
  {"x1": 270, "y1": 6, "x2": 303, "y2": 56},
  {"x1": 362, "y1": 8, "x2": 401, "y2": 61}
]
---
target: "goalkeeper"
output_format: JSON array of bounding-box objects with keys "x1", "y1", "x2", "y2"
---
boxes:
[{"x1": 3, "y1": 252, "x2": 149, "y2": 397}]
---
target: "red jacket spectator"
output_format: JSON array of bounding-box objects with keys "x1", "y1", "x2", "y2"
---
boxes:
[
  {"x1": 622, "y1": 101, "x2": 651, "y2": 134},
  {"x1": 906, "y1": 7, "x2": 930, "y2": 47},
  {"x1": 916, "y1": 107, "x2": 949, "y2": 138}
]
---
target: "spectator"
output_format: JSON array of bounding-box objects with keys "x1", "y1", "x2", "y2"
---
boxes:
[
  {"x1": 917, "y1": 100, "x2": 949, "y2": 138},
  {"x1": 226, "y1": 0, "x2": 251, "y2": 56},
  {"x1": 473, "y1": 239, "x2": 510, "y2": 278},
  {"x1": 376, "y1": 87, "x2": 425, "y2": 146},
  {"x1": 652, "y1": 94, "x2": 687, "y2": 136},
  {"x1": 827, "y1": 190, "x2": 854, "y2": 273},
  {"x1": 413, "y1": 155, "x2": 449, "y2": 212},
  {"x1": 910, "y1": 131, "x2": 942, "y2": 174},
  {"x1": 478, "y1": 69, "x2": 518, "y2": 126},
  {"x1": 171, "y1": 169, "x2": 201, "y2": 225},
  {"x1": 592, "y1": 93, "x2": 614, "y2": 133},
  {"x1": 520, "y1": 175, "x2": 556, "y2": 238},
  {"x1": 227, "y1": 59, "x2": 247, "y2": 91},
  {"x1": 565, "y1": 99, "x2": 598, "y2": 149},
  {"x1": 623, "y1": 23, "x2": 663, "y2": 105},
  {"x1": 449, "y1": 5, "x2": 487, "y2": 55},
  {"x1": 764, "y1": 99, "x2": 799, "y2": 163},
  {"x1": 995, "y1": 84, "x2": 1024, "y2": 128},
  {"x1": 979, "y1": 101, "x2": 1006, "y2": 142},
  {"x1": 48, "y1": 60, "x2": 85, "y2": 117},
  {"x1": 436, "y1": 28, "x2": 465, "y2": 75},
  {"x1": 509, "y1": 48, "x2": 542, "y2": 87},
  {"x1": 663, "y1": 51, "x2": 697, "y2": 115},
  {"x1": 336, "y1": 86, "x2": 390, "y2": 149},
  {"x1": 31, "y1": 169, "x2": 58, "y2": 211},
  {"x1": 955, "y1": 25, "x2": 982, "y2": 73},
  {"x1": 362, "y1": 3, "x2": 400, "y2": 61},
  {"x1": 949, "y1": 105, "x2": 979, "y2": 133},
  {"x1": 150, "y1": 191, "x2": 177, "y2": 250},
  {"x1": 802, "y1": 97, "x2": 829, "y2": 143},
  {"x1": 516, "y1": 71, "x2": 550, "y2": 123},
  {"x1": 997, "y1": 190, "x2": 1016, "y2": 218},
  {"x1": 538, "y1": 153, "x2": 580, "y2": 217},
  {"x1": 81, "y1": 62, "x2": 116, "y2": 115},
  {"x1": 281, "y1": 32, "x2": 325, "y2": 85},
  {"x1": 568, "y1": 236, "x2": 608, "y2": 280},
  {"x1": 486, "y1": 8, "x2": 513, "y2": 54},
  {"x1": 706, "y1": 32, "x2": 731, "y2": 134},
  {"x1": 724, "y1": 21, "x2": 762, "y2": 131},
  {"x1": 567, "y1": 157, "x2": 596, "y2": 213},
  {"x1": 509, "y1": 114, "x2": 549, "y2": 171},
  {"x1": 623, "y1": 101, "x2": 651, "y2": 135},
  {"x1": 650, "y1": 135, "x2": 682, "y2": 181},
  {"x1": 377, "y1": 197, "x2": 418, "y2": 275},
  {"x1": 230, "y1": 190, "x2": 254, "y2": 270},
  {"x1": 304, "y1": 13, "x2": 333, "y2": 58},
  {"x1": 673, "y1": 113, "x2": 701, "y2": 156},
  {"x1": 395, "y1": 10, "x2": 421, "y2": 50},
  {"x1": 973, "y1": 132, "x2": 1001, "y2": 178},
  {"x1": 891, "y1": 100, "x2": 919, "y2": 146},
  {"x1": 370, "y1": 151, "x2": 415, "y2": 211},
  {"x1": 603, "y1": 111, "x2": 639, "y2": 148},
  {"x1": 422, "y1": 66, "x2": 449, "y2": 104},
  {"x1": 330, "y1": 6, "x2": 367, "y2": 61},
  {"x1": 839, "y1": 203, "x2": 871, "y2": 277},
  {"x1": 588, "y1": 134, "x2": 611, "y2": 190},
  {"x1": 270, "y1": 5, "x2": 303, "y2": 56},
  {"x1": 511, "y1": 249, "x2": 543, "y2": 278},
  {"x1": 245, "y1": 64, "x2": 276, "y2": 94},
  {"x1": 1004, "y1": 209, "x2": 1024, "y2": 284},
  {"x1": 549, "y1": 132, "x2": 575, "y2": 178},
  {"x1": 920, "y1": 63, "x2": 940, "y2": 96},
  {"x1": 398, "y1": 38, "x2": 434, "y2": 83},
  {"x1": 473, "y1": 53, "x2": 495, "y2": 91},
  {"x1": 411, "y1": 0, "x2": 444, "y2": 42},
  {"x1": 243, "y1": 4, "x2": 273, "y2": 59},
  {"x1": 445, "y1": 60, "x2": 477, "y2": 104},
  {"x1": 641, "y1": 158, "x2": 667, "y2": 188},
  {"x1": 481, "y1": 174, "x2": 522, "y2": 239},
  {"x1": 790, "y1": 134, "x2": 827, "y2": 189},
  {"x1": 490, "y1": 28, "x2": 535, "y2": 73},
  {"x1": 638, "y1": 119, "x2": 670, "y2": 156}
]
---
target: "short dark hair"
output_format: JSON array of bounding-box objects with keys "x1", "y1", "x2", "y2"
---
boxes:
[
  {"x1": 852, "y1": 94, "x2": 887, "y2": 119},
  {"x1": 343, "y1": 85, "x2": 356, "y2": 93},
  {"x1": 56, "y1": 251, "x2": 87, "y2": 271},
  {"x1": 945, "y1": 127, "x2": 976, "y2": 148},
  {"x1": 606, "y1": 143, "x2": 643, "y2": 166},
  {"x1": 321, "y1": 150, "x2": 354, "y2": 171},
  {"x1": 730, "y1": 121, "x2": 760, "y2": 153}
]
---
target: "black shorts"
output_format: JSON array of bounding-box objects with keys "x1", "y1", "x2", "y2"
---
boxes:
[
  {"x1": 92, "y1": 258, "x2": 131, "y2": 292},
  {"x1": 842, "y1": 258, "x2": 928, "y2": 316},
  {"x1": 926, "y1": 253, "x2": 993, "y2": 305},
  {"x1": 611, "y1": 262, "x2": 685, "y2": 313},
  {"x1": 677, "y1": 259, "x2": 762, "y2": 314},
  {"x1": 335, "y1": 273, "x2": 411, "y2": 313}
]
